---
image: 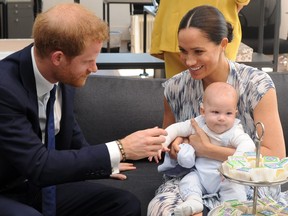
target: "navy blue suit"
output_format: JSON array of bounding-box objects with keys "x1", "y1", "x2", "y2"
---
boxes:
[{"x1": 0, "y1": 45, "x2": 140, "y2": 216}]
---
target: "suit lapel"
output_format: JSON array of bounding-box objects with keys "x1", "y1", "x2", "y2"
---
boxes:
[{"x1": 18, "y1": 44, "x2": 41, "y2": 137}]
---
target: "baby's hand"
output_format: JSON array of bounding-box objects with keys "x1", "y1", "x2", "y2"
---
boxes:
[
  {"x1": 148, "y1": 149, "x2": 161, "y2": 163},
  {"x1": 162, "y1": 146, "x2": 170, "y2": 152},
  {"x1": 148, "y1": 146, "x2": 170, "y2": 163}
]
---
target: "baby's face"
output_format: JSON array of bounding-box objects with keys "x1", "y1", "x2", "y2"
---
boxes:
[{"x1": 203, "y1": 96, "x2": 237, "y2": 134}]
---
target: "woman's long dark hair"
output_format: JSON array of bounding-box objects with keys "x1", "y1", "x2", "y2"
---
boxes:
[{"x1": 178, "y1": 5, "x2": 233, "y2": 45}]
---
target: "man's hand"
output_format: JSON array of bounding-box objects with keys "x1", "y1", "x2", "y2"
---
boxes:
[
  {"x1": 110, "y1": 162, "x2": 136, "y2": 180},
  {"x1": 120, "y1": 127, "x2": 167, "y2": 160}
]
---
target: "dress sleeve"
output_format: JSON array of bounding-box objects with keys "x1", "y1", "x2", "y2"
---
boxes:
[{"x1": 247, "y1": 70, "x2": 275, "y2": 110}]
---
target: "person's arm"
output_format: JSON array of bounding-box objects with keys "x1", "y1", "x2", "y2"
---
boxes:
[
  {"x1": 111, "y1": 126, "x2": 167, "y2": 167},
  {"x1": 230, "y1": 124, "x2": 256, "y2": 154},
  {"x1": 235, "y1": 0, "x2": 250, "y2": 12},
  {"x1": 118, "y1": 127, "x2": 167, "y2": 160},
  {"x1": 236, "y1": 4, "x2": 243, "y2": 12},
  {"x1": 148, "y1": 119, "x2": 192, "y2": 163},
  {"x1": 164, "y1": 120, "x2": 193, "y2": 147},
  {"x1": 163, "y1": 98, "x2": 187, "y2": 159},
  {"x1": 163, "y1": 98, "x2": 176, "y2": 128},
  {"x1": 253, "y1": 88, "x2": 285, "y2": 158},
  {"x1": 189, "y1": 119, "x2": 236, "y2": 161}
]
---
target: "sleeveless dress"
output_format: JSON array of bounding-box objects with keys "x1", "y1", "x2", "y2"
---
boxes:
[{"x1": 147, "y1": 60, "x2": 288, "y2": 216}]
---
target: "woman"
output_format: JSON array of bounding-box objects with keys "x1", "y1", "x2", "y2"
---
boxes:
[
  {"x1": 150, "y1": 0, "x2": 250, "y2": 78},
  {"x1": 148, "y1": 5, "x2": 286, "y2": 216}
]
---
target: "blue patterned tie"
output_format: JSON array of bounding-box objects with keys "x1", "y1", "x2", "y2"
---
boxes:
[{"x1": 42, "y1": 85, "x2": 56, "y2": 216}]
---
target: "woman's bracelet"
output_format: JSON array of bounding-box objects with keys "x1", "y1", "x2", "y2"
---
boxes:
[{"x1": 116, "y1": 139, "x2": 126, "y2": 161}]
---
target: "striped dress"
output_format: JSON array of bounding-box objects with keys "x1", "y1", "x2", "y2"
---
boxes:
[{"x1": 147, "y1": 61, "x2": 288, "y2": 216}]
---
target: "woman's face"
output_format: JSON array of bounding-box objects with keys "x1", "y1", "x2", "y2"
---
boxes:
[{"x1": 178, "y1": 27, "x2": 226, "y2": 80}]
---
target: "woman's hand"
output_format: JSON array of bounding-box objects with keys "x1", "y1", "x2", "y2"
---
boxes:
[
  {"x1": 110, "y1": 162, "x2": 136, "y2": 180},
  {"x1": 236, "y1": 4, "x2": 244, "y2": 13},
  {"x1": 189, "y1": 118, "x2": 236, "y2": 161},
  {"x1": 188, "y1": 118, "x2": 211, "y2": 157}
]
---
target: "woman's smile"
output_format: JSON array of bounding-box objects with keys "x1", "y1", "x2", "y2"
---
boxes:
[{"x1": 189, "y1": 65, "x2": 203, "y2": 72}]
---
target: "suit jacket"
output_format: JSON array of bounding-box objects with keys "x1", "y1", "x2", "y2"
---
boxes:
[{"x1": 0, "y1": 44, "x2": 111, "y2": 190}]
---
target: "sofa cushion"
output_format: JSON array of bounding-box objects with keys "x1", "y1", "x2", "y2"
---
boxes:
[
  {"x1": 74, "y1": 75, "x2": 165, "y2": 145},
  {"x1": 74, "y1": 73, "x2": 288, "y2": 154},
  {"x1": 74, "y1": 75, "x2": 165, "y2": 215}
]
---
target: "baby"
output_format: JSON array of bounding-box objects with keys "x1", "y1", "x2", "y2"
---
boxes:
[{"x1": 156, "y1": 82, "x2": 255, "y2": 216}]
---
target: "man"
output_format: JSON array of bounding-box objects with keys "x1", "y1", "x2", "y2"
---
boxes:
[{"x1": 0, "y1": 3, "x2": 166, "y2": 215}]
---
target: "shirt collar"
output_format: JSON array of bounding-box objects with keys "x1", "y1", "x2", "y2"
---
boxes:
[{"x1": 31, "y1": 46, "x2": 57, "y2": 97}]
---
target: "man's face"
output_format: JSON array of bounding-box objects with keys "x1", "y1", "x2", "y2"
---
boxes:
[{"x1": 55, "y1": 40, "x2": 102, "y2": 87}]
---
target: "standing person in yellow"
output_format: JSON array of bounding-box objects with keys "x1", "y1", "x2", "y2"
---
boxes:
[{"x1": 150, "y1": 0, "x2": 250, "y2": 78}]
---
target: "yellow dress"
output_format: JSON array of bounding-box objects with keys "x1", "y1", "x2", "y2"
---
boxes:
[{"x1": 150, "y1": 0, "x2": 250, "y2": 78}]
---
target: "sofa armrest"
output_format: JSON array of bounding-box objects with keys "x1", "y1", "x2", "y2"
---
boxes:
[{"x1": 268, "y1": 72, "x2": 288, "y2": 156}]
